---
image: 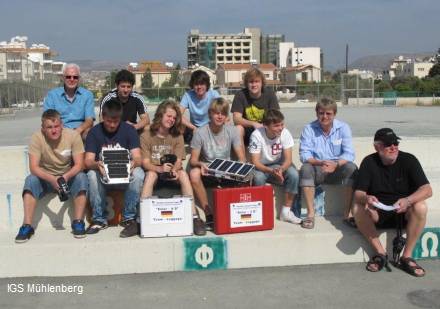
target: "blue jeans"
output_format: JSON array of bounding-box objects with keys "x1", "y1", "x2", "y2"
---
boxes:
[
  {"x1": 253, "y1": 164, "x2": 299, "y2": 195},
  {"x1": 87, "y1": 167, "x2": 144, "y2": 223},
  {"x1": 23, "y1": 172, "x2": 88, "y2": 199}
]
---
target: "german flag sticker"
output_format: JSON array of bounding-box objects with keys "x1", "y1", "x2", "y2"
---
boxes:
[
  {"x1": 241, "y1": 214, "x2": 252, "y2": 220},
  {"x1": 161, "y1": 210, "x2": 173, "y2": 218}
]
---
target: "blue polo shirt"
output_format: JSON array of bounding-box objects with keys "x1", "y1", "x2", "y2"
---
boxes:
[
  {"x1": 299, "y1": 119, "x2": 355, "y2": 163},
  {"x1": 180, "y1": 88, "x2": 220, "y2": 127},
  {"x1": 43, "y1": 86, "x2": 95, "y2": 129}
]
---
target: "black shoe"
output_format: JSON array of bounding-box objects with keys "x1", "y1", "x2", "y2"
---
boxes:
[
  {"x1": 15, "y1": 224, "x2": 34, "y2": 243},
  {"x1": 86, "y1": 221, "x2": 108, "y2": 234},
  {"x1": 119, "y1": 220, "x2": 139, "y2": 238},
  {"x1": 205, "y1": 214, "x2": 214, "y2": 231},
  {"x1": 193, "y1": 218, "x2": 206, "y2": 236}
]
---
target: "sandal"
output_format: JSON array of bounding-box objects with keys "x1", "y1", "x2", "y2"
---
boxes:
[
  {"x1": 301, "y1": 217, "x2": 315, "y2": 229},
  {"x1": 366, "y1": 254, "x2": 391, "y2": 272},
  {"x1": 399, "y1": 257, "x2": 425, "y2": 277},
  {"x1": 343, "y1": 217, "x2": 357, "y2": 228}
]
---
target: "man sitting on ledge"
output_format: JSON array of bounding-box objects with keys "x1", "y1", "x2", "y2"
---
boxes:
[
  {"x1": 299, "y1": 97, "x2": 357, "y2": 229},
  {"x1": 353, "y1": 128, "x2": 432, "y2": 277},
  {"x1": 85, "y1": 99, "x2": 144, "y2": 238},
  {"x1": 189, "y1": 97, "x2": 245, "y2": 230},
  {"x1": 249, "y1": 109, "x2": 301, "y2": 225},
  {"x1": 15, "y1": 109, "x2": 88, "y2": 243}
]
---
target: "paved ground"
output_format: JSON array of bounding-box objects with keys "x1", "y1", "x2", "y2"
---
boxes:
[
  {"x1": 1, "y1": 261, "x2": 439, "y2": 308},
  {"x1": 0, "y1": 105, "x2": 439, "y2": 146}
]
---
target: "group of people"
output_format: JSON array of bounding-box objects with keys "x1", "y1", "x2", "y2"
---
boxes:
[{"x1": 15, "y1": 64, "x2": 432, "y2": 277}]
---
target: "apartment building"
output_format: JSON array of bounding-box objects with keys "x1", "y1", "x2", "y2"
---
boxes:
[
  {"x1": 383, "y1": 55, "x2": 434, "y2": 80},
  {"x1": 261, "y1": 34, "x2": 285, "y2": 65},
  {"x1": 187, "y1": 29, "x2": 255, "y2": 70},
  {"x1": 0, "y1": 36, "x2": 64, "y2": 82},
  {"x1": 278, "y1": 42, "x2": 322, "y2": 70},
  {"x1": 187, "y1": 28, "x2": 285, "y2": 69}
]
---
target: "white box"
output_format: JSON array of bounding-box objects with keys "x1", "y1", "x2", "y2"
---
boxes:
[{"x1": 140, "y1": 196, "x2": 193, "y2": 237}]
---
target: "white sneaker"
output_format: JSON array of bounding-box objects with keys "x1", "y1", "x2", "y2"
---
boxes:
[{"x1": 280, "y1": 211, "x2": 302, "y2": 224}]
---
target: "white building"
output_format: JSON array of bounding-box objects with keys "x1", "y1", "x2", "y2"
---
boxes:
[
  {"x1": 383, "y1": 55, "x2": 434, "y2": 80},
  {"x1": 187, "y1": 29, "x2": 256, "y2": 70},
  {"x1": 216, "y1": 63, "x2": 277, "y2": 87},
  {"x1": 347, "y1": 69, "x2": 377, "y2": 80},
  {"x1": 278, "y1": 42, "x2": 321, "y2": 70},
  {"x1": 279, "y1": 64, "x2": 321, "y2": 84},
  {"x1": 0, "y1": 36, "x2": 64, "y2": 82}
]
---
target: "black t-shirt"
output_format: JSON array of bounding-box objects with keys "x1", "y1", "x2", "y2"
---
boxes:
[
  {"x1": 85, "y1": 122, "x2": 140, "y2": 161},
  {"x1": 100, "y1": 90, "x2": 146, "y2": 124},
  {"x1": 231, "y1": 88, "x2": 279, "y2": 123},
  {"x1": 355, "y1": 151, "x2": 429, "y2": 205}
]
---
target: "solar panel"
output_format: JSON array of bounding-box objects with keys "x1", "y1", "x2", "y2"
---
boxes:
[
  {"x1": 100, "y1": 146, "x2": 131, "y2": 184},
  {"x1": 208, "y1": 158, "x2": 224, "y2": 170},
  {"x1": 218, "y1": 160, "x2": 233, "y2": 172},
  {"x1": 237, "y1": 164, "x2": 254, "y2": 176},
  {"x1": 206, "y1": 158, "x2": 254, "y2": 183}
]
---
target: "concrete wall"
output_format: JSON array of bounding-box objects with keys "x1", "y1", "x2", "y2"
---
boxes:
[{"x1": 1, "y1": 137, "x2": 439, "y2": 231}]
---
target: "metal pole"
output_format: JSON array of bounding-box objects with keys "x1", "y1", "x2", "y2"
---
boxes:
[{"x1": 356, "y1": 74, "x2": 359, "y2": 106}]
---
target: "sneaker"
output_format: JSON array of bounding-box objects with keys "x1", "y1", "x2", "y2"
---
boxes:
[
  {"x1": 71, "y1": 220, "x2": 86, "y2": 238},
  {"x1": 15, "y1": 224, "x2": 35, "y2": 243},
  {"x1": 86, "y1": 221, "x2": 108, "y2": 234},
  {"x1": 119, "y1": 220, "x2": 139, "y2": 238},
  {"x1": 205, "y1": 214, "x2": 214, "y2": 231},
  {"x1": 280, "y1": 210, "x2": 302, "y2": 224},
  {"x1": 193, "y1": 218, "x2": 207, "y2": 236}
]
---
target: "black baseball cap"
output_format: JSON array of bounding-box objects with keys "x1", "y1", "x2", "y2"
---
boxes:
[{"x1": 374, "y1": 128, "x2": 401, "y2": 145}]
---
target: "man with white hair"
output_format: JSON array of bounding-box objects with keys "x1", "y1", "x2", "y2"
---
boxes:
[{"x1": 44, "y1": 63, "x2": 95, "y2": 139}]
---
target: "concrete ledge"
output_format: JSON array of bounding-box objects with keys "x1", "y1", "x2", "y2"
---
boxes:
[
  {"x1": 1, "y1": 137, "x2": 439, "y2": 230},
  {"x1": 1, "y1": 212, "x2": 439, "y2": 278}
]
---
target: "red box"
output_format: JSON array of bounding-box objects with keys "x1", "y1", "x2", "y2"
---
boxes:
[{"x1": 213, "y1": 185, "x2": 274, "y2": 234}]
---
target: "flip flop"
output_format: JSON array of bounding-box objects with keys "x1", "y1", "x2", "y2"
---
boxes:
[
  {"x1": 399, "y1": 257, "x2": 425, "y2": 277},
  {"x1": 366, "y1": 254, "x2": 391, "y2": 272},
  {"x1": 301, "y1": 217, "x2": 315, "y2": 229}
]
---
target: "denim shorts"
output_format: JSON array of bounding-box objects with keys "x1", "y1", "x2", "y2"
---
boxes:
[{"x1": 22, "y1": 172, "x2": 88, "y2": 199}]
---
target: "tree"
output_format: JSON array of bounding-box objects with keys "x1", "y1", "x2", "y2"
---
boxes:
[
  {"x1": 104, "y1": 70, "x2": 117, "y2": 91},
  {"x1": 428, "y1": 63, "x2": 440, "y2": 78},
  {"x1": 168, "y1": 63, "x2": 181, "y2": 87},
  {"x1": 374, "y1": 80, "x2": 392, "y2": 93},
  {"x1": 141, "y1": 68, "x2": 153, "y2": 89},
  {"x1": 141, "y1": 68, "x2": 156, "y2": 99}
]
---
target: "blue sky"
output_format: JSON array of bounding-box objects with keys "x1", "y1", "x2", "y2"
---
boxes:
[{"x1": 0, "y1": 0, "x2": 438, "y2": 69}]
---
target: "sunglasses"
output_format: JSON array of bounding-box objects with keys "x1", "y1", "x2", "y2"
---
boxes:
[
  {"x1": 64, "y1": 75, "x2": 79, "y2": 80},
  {"x1": 383, "y1": 141, "x2": 399, "y2": 147}
]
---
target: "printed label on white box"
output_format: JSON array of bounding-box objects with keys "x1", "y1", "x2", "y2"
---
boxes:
[
  {"x1": 150, "y1": 199, "x2": 185, "y2": 224},
  {"x1": 230, "y1": 201, "x2": 263, "y2": 228}
]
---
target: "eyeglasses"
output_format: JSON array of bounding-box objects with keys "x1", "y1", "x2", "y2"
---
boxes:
[
  {"x1": 383, "y1": 141, "x2": 399, "y2": 147},
  {"x1": 64, "y1": 75, "x2": 79, "y2": 80},
  {"x1": 318, "y1": 111, "x2": 334, "y2": 116}
]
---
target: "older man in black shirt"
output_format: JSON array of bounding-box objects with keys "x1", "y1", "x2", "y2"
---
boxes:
[{"x1": 353, "y1": 128, "x2": 432, "y2": 277}]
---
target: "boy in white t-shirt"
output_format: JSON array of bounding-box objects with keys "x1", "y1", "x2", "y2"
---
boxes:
[{"x1": 249, "y1": 109, "x2": 301, "y2": 224}]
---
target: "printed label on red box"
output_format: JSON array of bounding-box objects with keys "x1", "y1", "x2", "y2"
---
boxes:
[
  {"x1": 150, "y1": 199, "x2": 185, "y2": 224},
  {"x1": 230, "y1": 201, "x2": 263, "y2": 228}
]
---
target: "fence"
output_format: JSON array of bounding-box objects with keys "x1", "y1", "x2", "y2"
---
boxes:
[{"x1": 0, "y1": 80, "x2": 53, "y2": 114}]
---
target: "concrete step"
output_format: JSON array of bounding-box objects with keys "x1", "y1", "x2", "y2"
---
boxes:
[{"x1": 1, "y1": 212, "x2": 439, "y2": 278}]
